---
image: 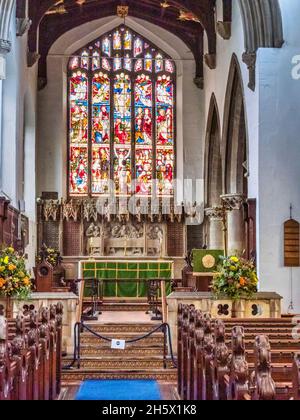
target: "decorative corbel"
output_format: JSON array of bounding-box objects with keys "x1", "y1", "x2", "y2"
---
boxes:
[
  {"x1": 204, "y1": 53, "x2": 216, "y2": 70},
  {"x1": 16, "y1": 18, "x2": 32, "y2": 37},
  {"x1": 242, "y1": 52, "x2": 257, "y2": 91},
  {"x1": 194, "y1": 76, "x2": 204, "y2": 89},
  {"x1": 216, "y1": 21, "x2": 231, "y2": 40},
  {"x1": 27, "y1": 51, "x2": 40, "y2": 68}
]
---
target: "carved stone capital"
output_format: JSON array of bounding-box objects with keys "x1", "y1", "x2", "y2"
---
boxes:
[
  {"x1": 221, "y1": 194, "x2": 246, "y2": 211},
  {"x1": 16, "y1": 18, "x2": 32, "y2": 37},
  {"x1": 204, "y1": 53, "x2": 216, "y2": 70},
  {"x1": 205, "y1": 207, "x2": 224, "y2": 221},
  {"x1": 216, "y1": 21, "x2": 231, "y2": 40},
  {"x1": 0, "y1": 39, "x2": 11, "y2": 55},
  {"x1": 242, "y1": 52, "x2": 257, "y2": 91}
]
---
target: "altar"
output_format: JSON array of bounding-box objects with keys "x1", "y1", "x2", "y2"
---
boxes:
[{"x1": 79, "y1": 260, "x2": 174, "y2": 298}]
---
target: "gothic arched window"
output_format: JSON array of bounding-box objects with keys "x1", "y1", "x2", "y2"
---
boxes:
[{"x1": 68, "y1": 25, "x2": 176, "y2": 198}]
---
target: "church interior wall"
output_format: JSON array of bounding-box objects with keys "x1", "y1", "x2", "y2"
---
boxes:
[
  {"x1": 0, "y1": 3, "x2": 38, "y2": 269},
  {"x1": 257, "y1": 0, "x2": 300, "y2": 313},
  {"x1": 1, "y1": 0, "x2": 300, "y2": 313}
]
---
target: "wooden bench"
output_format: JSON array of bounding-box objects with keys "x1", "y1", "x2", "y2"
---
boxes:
[
  {"x1": 0, "y1": 304, "x2": 63, "y2": 401},
  {"x1": 177, "y1": 304, "x2": 299, "y2": 401}
]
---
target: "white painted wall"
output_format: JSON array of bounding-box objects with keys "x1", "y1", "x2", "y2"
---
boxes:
[
  {"x1": 36, "y1": 16, "x2": 204, "y2": 206},
  {"x1": 0, "y1": 5, "x2": 37, "y2": 269},
  {"x1": 203, "y1": 0, "x2": 300, "y2": 313},
  {"x1": 257, "y1": 0, "x2": 300, "y2": 313}
]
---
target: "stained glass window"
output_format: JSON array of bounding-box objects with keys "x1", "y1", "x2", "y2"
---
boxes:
[
  {"x1": 156, "y1": 75, "x2": 174, "y2": 195},
  {"x1": 68, "y1": 26, "x2": 176, "y2": 197}
]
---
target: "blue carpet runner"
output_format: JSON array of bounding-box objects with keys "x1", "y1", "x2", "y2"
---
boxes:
[{"x1": 75, "y1": 379, "x2": 162, "y2": 401}]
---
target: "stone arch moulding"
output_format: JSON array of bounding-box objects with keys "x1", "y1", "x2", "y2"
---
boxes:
[
  {"x1": 0, "y1": 0, "x2": 16, "y2": 55},
  {"x1": 238, "y1": 0, "x2": 284, "y2": 91},
  {"x1": 222, "y1": 54, "x2": 249, "y2": 196},
  {"x1": 204, "y1": 94, "x2": 222, "y2": 208}
]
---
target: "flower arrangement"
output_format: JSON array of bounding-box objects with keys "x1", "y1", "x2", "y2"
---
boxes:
[
  {"x1": 36, "y1": 247, "x2": 62, "y2": 267},
  {"x1": 0, "y1": 247, "x2": 32, "y2": 299},
  {"x1": 211, "y1": 255, "x2": 258, "y2": 300}
]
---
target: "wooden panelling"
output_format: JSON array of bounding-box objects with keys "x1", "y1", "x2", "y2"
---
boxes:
[
  {"x1": 284, "y1": 219, "x2": 300, "y2": 267},
  {"x1": 63, "y1": 220, "x2": 82, "y2": 256},
  {"x1": 43, "y1": 221, "x2": 60, "y2": 250},
  {"x1": 167, "y1": 222, "x2": 185, "y2": 257}
]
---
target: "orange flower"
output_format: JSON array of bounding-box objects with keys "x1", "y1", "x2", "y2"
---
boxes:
[
  {"x1": 8, "y1": 264, "x2": 16, "y2": 271},
  {"x1": 239, "y1": 277, "x2": 247, "y2": 287},
  {"x1": 23, "y1": 277, "x2": 30, "y2": 286},
  {"x1": 0, "y1": 278, "x2": 6, "y2": 288}
]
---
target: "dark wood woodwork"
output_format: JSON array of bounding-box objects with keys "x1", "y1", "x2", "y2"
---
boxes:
[
  {"x1": 35, "y1": 260, "x2": 54, "y2": 293},
  {"x1": 177, "y1": 305, "x2": 297, "y2": 401},
  {"x1": 245, "y1": 198, "x2": 257, "y2": 262},
  {"x1": 26, "y1": 0, "x2": 218, "y2": 84},
  {"x1": 0, "y1": 305, "x2": 63, "y2": 401},
  {"x1": 167, "y1": 223, "x2": 184, "y2": 257},
  {"x1": 293, "y1": 354, "x2": 300, "y2": 401},
  {"x1": 184, "y1": 272, "x2": 212, "y2": 292},
  {"x1": 0, "y1": 197, "x2": 28, "y2": 253},
  {"x1": 284, "y1": 219, "x2": 300, "y2": 267}
]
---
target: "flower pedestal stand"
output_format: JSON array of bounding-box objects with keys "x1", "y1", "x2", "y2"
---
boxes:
[
  {"x1": 6, "y1": 297, "x2": 13, "y2": 318},
  {"x1": 231, "y1": 299, "x2": 245, "y2": 318},
  {"x1": 0, "y1": 297, "x2": 14, "y2": 319}
]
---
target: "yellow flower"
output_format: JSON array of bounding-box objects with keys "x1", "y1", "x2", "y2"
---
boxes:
[
  {"x1": 3, "y1": 256, "x2": 9, "y2": 265},
  {"x1": 7, "y1": 247, "x2": 14, "y2": 254},
  {"x1": 0, "y1": 266, "x2": 5, "y2": 273},
  {"x1": 230, "y1": 256, "x2": 239, "y2": 263},
  {"x1": 230, "y1": 266, "x2": 237, "y2": 272}
]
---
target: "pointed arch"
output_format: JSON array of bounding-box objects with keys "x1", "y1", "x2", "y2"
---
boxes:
[
  {"x1": 204, "y1": 94, "x2": 222, "y2": 207},
  {"x1": 223, "y1": 55, "x2": 248, "y2": 196},
  {"x1": 238, "y1": 0, "x2": 284, "y2": 53}
]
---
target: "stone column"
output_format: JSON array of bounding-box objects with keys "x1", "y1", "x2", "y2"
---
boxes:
[
  {"x1": 221, "y1": 194, "x2": 246, "y2": 256},
  {"x1": 0, "y1": 39, "x2": 11, "y2": 80},
  {"x1": 205, "y1": 207, "x2": 224, "y2": 250}
]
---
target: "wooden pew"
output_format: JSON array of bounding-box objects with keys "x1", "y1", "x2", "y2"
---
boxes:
[
  {"x1": 250, "y1": 335, "x2": 276, "y2": 400},
  {"x1": 292, "y1": 354, "x2": 300, "y2": 400},
  {"x1": 212, "y1": 320, "x2": 230, "y2": 400},
  {"x1": 176, "y1": 305, "x2": 294, "y2": 401},
  {"x1": 0, "y1": 305, "x2": 63, "y2": 401},
  {"x1": 226, "y1": 326, "x2": 250, "y2": 400}
]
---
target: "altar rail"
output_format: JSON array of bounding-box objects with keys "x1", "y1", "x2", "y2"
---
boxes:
[
  {"x1": 0, "y1": 304, "x2": 63, "y2": 401},
  {"x1": 67, "y1": 278, "x2": 181, "y2": 321},
  {"x1": 177, "y1": 304, "x2": 300, "y2": 401}
]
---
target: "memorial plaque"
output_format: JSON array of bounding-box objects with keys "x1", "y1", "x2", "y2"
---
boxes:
[{"x1": 284, "y1": 219, "x2": 300, "y2": 267}]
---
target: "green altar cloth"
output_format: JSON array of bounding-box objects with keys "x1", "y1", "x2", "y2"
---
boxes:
[{"x1": 81, "y1": 261, "x2": 173, "y2": 298}]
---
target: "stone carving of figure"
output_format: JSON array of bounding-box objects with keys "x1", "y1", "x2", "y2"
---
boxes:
[{"x1": 86, "y1": 223, "x2": 101, "y2": 238}]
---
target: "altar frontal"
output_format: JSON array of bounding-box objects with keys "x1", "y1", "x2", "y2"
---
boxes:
[{"x1": 80, "y1": 260, "x2": 173, "y2": 297}]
